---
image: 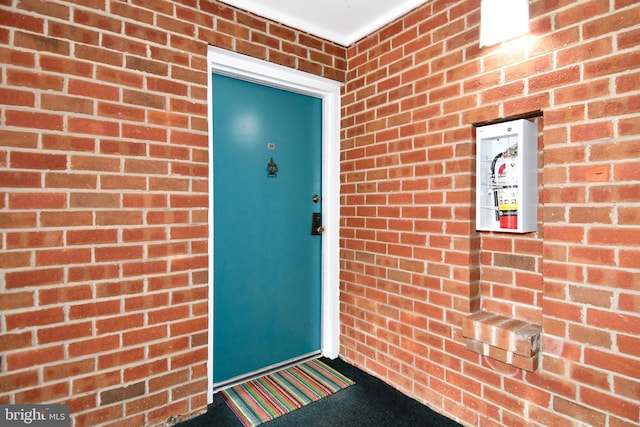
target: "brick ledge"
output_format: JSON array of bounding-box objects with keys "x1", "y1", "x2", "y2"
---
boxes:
[{"x1": 462, "y1": 311, "x2": 542, "y2": 372}]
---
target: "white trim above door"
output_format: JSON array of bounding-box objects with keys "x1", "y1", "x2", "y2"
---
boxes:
[{"x1": 206, "y1": 46, "x2": 342, "y2": 403}]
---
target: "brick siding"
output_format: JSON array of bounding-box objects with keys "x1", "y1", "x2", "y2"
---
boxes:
[
  {"x1": 340, "y1": 0, "x2": 640, "y2": 426},
  {"x1": 0, "y1": 1, "x2": 346, "y2": 425}
]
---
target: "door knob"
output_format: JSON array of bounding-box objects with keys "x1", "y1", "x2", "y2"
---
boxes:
[
  {"x1": 316, "y1": 226, "x2": 324, "y2": 234},
  {"x1": 312, "y1": 194, "x2": 320, "y2": 203}
]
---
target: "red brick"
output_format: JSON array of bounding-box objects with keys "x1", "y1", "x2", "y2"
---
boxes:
[
  {"x1": 43, "y1": 358, "x2": 95, "y2": 382},
  {"x1": 123, "y1": 88, "x2": 166, "y2": 109},
  {"x1": 584, "y1": 51, "x2": 640, "y2": 79},
  {"x1": 72, "y1": 406, "x2": 123, "y2": 427},
  {"x1": 588, "y1": 95, "x2": 640, "y2": 120},
  {"x1": 125, "y1": 390, "x2": 168, "y2": 416},
  {"x1": 171, "y1": 347, "x2": 208, "y2": 369},
  {"x1": 511, "y1": 353, "x2": 539, "y2": 372},
  {"x1": 0, "y1": 88, "x2": 35, "y2": 106},
  {"x1": 71, "y1": 371, "x2": 119, "y2": 396},
  {"x1": 5, "y1": 110, "x2": 64, "y2": 130},
  {"x1": 95, "y1": 211, "x2": 143, "y2": 226},
  {"x1": 98, "y1": 347, "x2": 145, "y2": 369},
  {"x1": 147, "y1": 305, "x2": 189, "y2": 325},
  {"x1": 122, "y1": 124, "x2": 167, "y2": 143},
  {"x1": 125, "y1": 22, "x2": 168, "y2": 46},
  {"x1": 38, "y1": 285, "x2": 93, "y2": 305},
  {"x1": 123, "y1": 193, "x2": 169, "y2": 209},
  {"x1": 5, "y1": 268, "x2": 64, "y2": 289},
  {"x1": 0, "y1": 10, "x2": 44, "y2": 33},
  {"x1": 36, "y1": 248, "x2": 91, "y2": 266},
  {"x1": 588, "y1": 227, "x2": 640, "y2": 246},
  {"x1": 122, "y1": 259, "x2": 168, "y2": 277},
  {"x1": 169, "y1": 317, "x2": 207, "y2": 337},
  {"x1": 615, "y1": 161, "x2": 640, "y2": 181},
  {"x1": 39, "y1": 54, "x2": 93, "y2": 77},
  {"x1": 93, "y1": 245, "x2": 142, "y2": 262},
  {"x1": 96, "y1": 63, "x2": 145, "y2": 88},
  {"x1": 586, "y1": 309, "x2": 640, "y2": 335},
  {"x1": 553, "y1": 396, "x2": 606, "y2": 426},
  {"x1": 67, "y1": 229, "x2": 118, "y2": 245},
  {"x1": 614, "y1": 376, "x2": 640, "y2": 401},
  {"x1": 39, "y1": 211, "x2": 93, "y2": 227},
  {"x1": 120, "y1": 226, "x2": 166, "y2": 243},
  {"x1": 68, "y1": 117, "x2": 120, "y2": 136},
  {"x1": 5, "y1": 307, "x2": 64, "y2": 330},
  {"x1": 0, "y1": 370, "x2": 38, "y2": 393},
  {"x1": 148, "y1": 369, "x2": 189, "y2": 393},
  {"x1": 37, "y1": 321, "x2": 93, "y2": 344},
  {"x1": 14, "y1": 381, "x2": 70, "y2": 404},
  {"x1": 101, "y1": 381, "x2": 146, "y2": 406},
  {"x1": 97, "y1": 102, "x2": 145, "y2": 122},
  {"x1": 148, "y1": 273, "x2": 189, "y2": 291},
  {"x1": 147, "y1": 400, "x2": 188, "y2": 425},
  {"x1": 42, "y1": 135, "x2": 95, "y2": 153},
  {"x1": 73, "y1": 9, "x2": 122, "y2": 33},
  {"x1": 0, "y1": 331, "x2": 33, "y2": 352},
  {"x1": 69, "y1": 300, "x2": 121, "y2": 320},
  {"x1": 6, "y1": 345, "x2": 65, "y2": 370},
  {"x1": 9, "y1": 192, "x2": 66, "y2": 209},
  {"x1": 616, "y1": 71, "x2": 640, "y2": 94},
  {"x1": 619, "y1": 292, "x2": 640, "y2": 313},
  {"x1": 0, "y1": 291, "x2": 34, "y2": 311},
  {"x1": 68, "y1": 335, "x2": 120, "y2": 358},
  {"x1": 570, "y1": 364, "x2": 611, "y2": 390},
  {"x1": 568, "y1": 285, "x2": 613, "y2": 307},
  {"x1": 122, "y1": 325, "x2": 167, "y2": 347},
  {"x1": 0, "y1": 250, "x2": 31, "y2": 269},
  {"x1": 45, "y1": 172, "x2": 98, "y2": 189},
  {"x1": 123, "y1": 359, "x2": 168, "y2": 382},
  {"x1": 581, "y1": 386, "x2": 639, "y2": 421},
  {"x1": 585, "y1": 348, "x2": 640, "y2": 378},
  {"x1": 6, "y1": 230, "x2": 63, "y2": 248},
  {"x1": 110, "y1": 1, "x2": 154, "y2": 24},
  {"x1": 48, "y1": 19, "x2": 97, "y2": 43}
]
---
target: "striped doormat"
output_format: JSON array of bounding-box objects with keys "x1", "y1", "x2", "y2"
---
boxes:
[{"x1": 220, "y1": 359, "x2": 355, "y2": 427}]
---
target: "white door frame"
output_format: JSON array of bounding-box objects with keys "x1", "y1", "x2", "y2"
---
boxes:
[{"x1": 206, "y1": 46, "x2": 342, "y2": 403}]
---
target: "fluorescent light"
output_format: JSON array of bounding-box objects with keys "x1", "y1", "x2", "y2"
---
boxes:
[{"x1": 480, "y1": 0, "x2": 530, "y2": 47}]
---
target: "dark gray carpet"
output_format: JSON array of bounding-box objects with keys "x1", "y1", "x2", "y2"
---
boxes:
[{"x1": 176, "y1": 357, "x2": 462, "y2": 426}]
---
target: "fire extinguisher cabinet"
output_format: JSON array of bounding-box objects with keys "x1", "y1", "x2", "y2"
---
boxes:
[{"x1": 476, "y1": 119, "x2": 538, "y2": 233}]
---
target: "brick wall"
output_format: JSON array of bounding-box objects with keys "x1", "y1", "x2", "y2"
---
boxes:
[
  {"x1": 0, "y1": 1, "x2": 346, "y2": 425},
  {"x1": 2, "y1": 0, "x2": 638, "y2": 425},
  {"x1": 340, "y1": 0, "x2": 639, "y2": 426}
]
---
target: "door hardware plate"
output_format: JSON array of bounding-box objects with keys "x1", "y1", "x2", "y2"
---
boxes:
[{"x1": 311, "y1": 212, "x2": 323, "y2": 235}]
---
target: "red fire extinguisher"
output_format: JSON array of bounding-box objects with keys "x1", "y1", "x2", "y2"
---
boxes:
[{"x1": 491, "y1": 144, "x2": 518, "y2": 229}]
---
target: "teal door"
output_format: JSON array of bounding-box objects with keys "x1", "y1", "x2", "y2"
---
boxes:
[{"x1": 212, "y1": 74, "x2": 323, "y2": 385}]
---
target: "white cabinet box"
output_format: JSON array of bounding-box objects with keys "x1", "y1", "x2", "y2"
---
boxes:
[{"x1": 475, "y1": 119, "x2": 538, "y2": 233}]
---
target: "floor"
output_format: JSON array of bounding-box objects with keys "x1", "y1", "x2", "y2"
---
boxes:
[{"x1": 176, "y1": 357, "x2": 463, "y2": 427}]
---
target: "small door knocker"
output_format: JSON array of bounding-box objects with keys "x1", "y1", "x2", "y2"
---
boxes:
[{"x1": 267, "y1": 157, "x2": 278, "y2": 178}]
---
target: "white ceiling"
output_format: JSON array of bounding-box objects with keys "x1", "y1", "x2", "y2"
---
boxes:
[{"x1": 219, "y1": 0, "x2": 431, "y2": 46}]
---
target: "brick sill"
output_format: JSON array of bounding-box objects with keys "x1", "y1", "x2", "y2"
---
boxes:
[{"x1": 462, "y1": 311, "x2": 542, "y2": 372}]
